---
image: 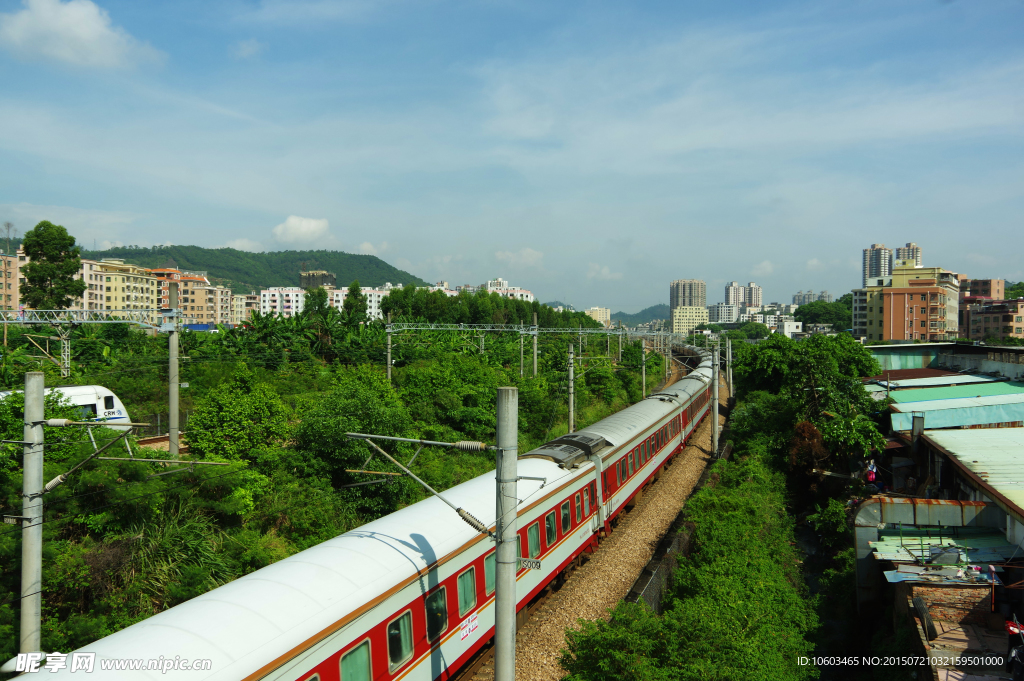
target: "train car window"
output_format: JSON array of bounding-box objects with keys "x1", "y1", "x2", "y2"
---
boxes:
[
  {"x1": 517, "y1": 535, "x2": 524, "y2": 570},
  {"x1": 458, "y1": 568, "x2": 476, "y2": 617},
  {"x1": 575, "y1": 494, "x2": 582, "y2": 523},
  {"x1": 387, "y1": 612, "x2": 414, "y2": 671},
  {"x1": 303, "y1": 674, "x2": 321, "y2": 681},
  {"x1": 528, "y1": 523, "x2": 541, "y2": 558},
  {"x1": 561, "y1": 501, "x2": 570, "y2": 533},
  {"x1": 641, "y1": 442, "x2": 647, "y2": 461},
  {"x1": 590, "y1": 482, "x2": 598, "y2": 508},
  {"x1": 628, "y1": 453, "x2": 635, "y2": 476},
  {"x1": 545, "y1": 511, "x2": 556, "y2": 545},
  {"x1": 583, "y1": 488, "x2": 590, "y2": 516},
  {"x1": 104, "y1": 396, "x2": 114, "y2": 410},
  {"x1": 340, "y1": 641, "x2": 370, "y2": 681},
  {"x1": 425, "y1": 587, "x2": 447, "y2": 641},
  {"x1": 485, "y1": 553, "x2": 495, "y2": 595},
  {"x1": 620, "y1": 459, "x2": 628, "y2": 482}
]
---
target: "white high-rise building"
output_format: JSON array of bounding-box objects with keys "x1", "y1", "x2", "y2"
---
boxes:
[
  {"x1": 895, "y1": 242, "x2": 922, "y2": 267},
  {"x1": 744, "y1": 282, "x2": 763, "y2": 307},
  {"x1": 724, "y1": 281, "x2": 744, "y2": 306},
  {"x1": 863, "y1": 243, "x2": 893, "y2": 288},
  {"x1": 670, "y1": 279, "x2": 706, "y2": 309},
  {"x1": 708, "y1": 303, "x2": 739, "y2": 324}
]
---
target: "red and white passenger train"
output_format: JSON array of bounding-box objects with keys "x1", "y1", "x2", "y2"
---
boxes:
[{"x1": 49, "y1": 350, "x2": 714, "y2": 681}]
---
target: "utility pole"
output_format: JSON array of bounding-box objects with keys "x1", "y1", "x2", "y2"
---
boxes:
[
  {"x1": 618, "y1": 322, "x2": 622, "y2": 361},
  {"x1": 519, "y1": 334, "x2": 524, "y2": 377},
  {"x1": 21, "y1": 372, "x2": 43, "y2": 655},
  {"x1": 712, "y1": 346, "x2": 720, "y2": 457},
  {"x1": 386, "y1": 313, "x2": 392, "y2": 383},
  {"x1": 479, "y1": 335, "x2": 484, "y2": 355},
  {"x1": 727, "y1": 337, "x2": 733, "y2": 397},
  {"x1": 168, "y1": 281, "x2": 180, "y2": 459},
  {"x1": 532, "y1": 312, "x2": 538, "y2": 377},
  {"x1": 494, "y1": 387, "x2": 518, "y2": 681},
  {"x1": 568, "y1": 343, "x2": 575, "y2": 433},
  {"x1": 641, "y1": 346, "x2": 646, "y2": 398}
]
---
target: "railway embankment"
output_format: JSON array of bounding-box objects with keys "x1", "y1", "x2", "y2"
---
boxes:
[{"x1": 471, "y1": 368, "x2": 730, "y2": 681}]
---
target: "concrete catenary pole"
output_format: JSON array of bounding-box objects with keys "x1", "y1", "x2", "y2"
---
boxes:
[
  {"x1": 494, "y1": 387, "x2": 519, "y2": 681},
  {"x1": 532, "y1": 313, "x2": 538, "y2": 377},
  {"x1": 641, "y1": 345, "x2": 646, "y2": 398},
  {"x1": 727, "y1": 337, "x2": 733, "y2": 397},
  {"x1": 21, "y1": 372, "x2": 44, "y2": 654},
  {"x1": 520, "y1": 334, "x2": 524, "y2": 377},
  {"x1": 387, "y1": 313, "x2": 392, "y2": 383},
  {"x1": 168, "y1": 323, "x2": 180, "y2": 459},
  {"x1": 568, "y1": 343, "x2": 575, "y2": 433},
  {"x1": 712, "y1": 346, "x2": 720, "y2": 458}
]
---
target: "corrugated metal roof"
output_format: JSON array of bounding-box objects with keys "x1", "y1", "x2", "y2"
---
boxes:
[
  {"x1": 924, "y1": 428, "x2": 1024, "y2": 519},
  {"x1": 889, "y1": 382, "x2": 1024, "y2": 403},
  {"x1": 865, "y1": 368, "x2": 960, "y2": 381},
  {"x1": 890, "y1": 393, "x2": 1024, "y2": 430},
  {"x1": 880, "y1": 374, "x2": 998, "y2": 389}
]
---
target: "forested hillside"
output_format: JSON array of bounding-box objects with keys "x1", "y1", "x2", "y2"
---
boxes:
[
  {"x1": 80, "y1": 245, "x2": 429, "y2": 293},
  {"x1": 611, "y1": 304, "x2": 669, "y2": 326}
]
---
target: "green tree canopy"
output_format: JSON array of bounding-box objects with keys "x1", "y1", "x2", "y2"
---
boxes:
[
  {"x1": 794, "y1": 300, "x2": 852, "y2": 332},
  {"x1": 739, "y1": 322, "x2": 770, "y2": 339},
  {"x1": 342, "y1": 280, "x2": 368, "y2": 326},
  {"x1": 20, "y1": 221, "x2": 87, "y2": 309}
]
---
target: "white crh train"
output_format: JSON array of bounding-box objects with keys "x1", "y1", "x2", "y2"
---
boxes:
[
  {"x1": 0, "y1": 385, "x2": 131, "y2": 431},
  {"x1": 44, "y1": 351, "x2": 714, "y2": 681}
]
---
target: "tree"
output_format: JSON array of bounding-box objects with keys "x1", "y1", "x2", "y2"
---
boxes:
[
  {"x1": 20, "y1": 221, "x2": 87, "y2": 309},
  {"x1": 342, "y1": 280, "x2": 368, "y2": 326},
  {"x1": 794, "y1": 300, "x2": 852, "y2": 333},
  {"x1": 739, "y1": 322, "x2": 770, "y2": 339}
]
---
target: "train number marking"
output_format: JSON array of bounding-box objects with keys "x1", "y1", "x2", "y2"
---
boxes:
[
  {"x1": 521, "y1": 559, "x2": 541, "y2": 571},
  {"x1": 460, "y1": 614, "x2": 479, "y2": 640}
]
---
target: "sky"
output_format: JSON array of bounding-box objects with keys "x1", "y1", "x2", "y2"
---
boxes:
[{"x1": 1, "y1": 0, "x2": 1022, "y2": 312}]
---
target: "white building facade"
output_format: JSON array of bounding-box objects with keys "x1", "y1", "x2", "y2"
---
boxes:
[
  {"x1": 261, "y1": 287, "x2": 306, "y2": 318},
  {"x1": 708, "y1": 303, "x2": 739, "y2": 324}
]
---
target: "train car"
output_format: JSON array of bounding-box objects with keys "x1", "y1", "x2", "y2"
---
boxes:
[
  {"x1": 0, "y1": 385, "x2": 132, "y2": 430},
  {"x1": 42, "y1": 350, "x2": 714, "y2": 681}
]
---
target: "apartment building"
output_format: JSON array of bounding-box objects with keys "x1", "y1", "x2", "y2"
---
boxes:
[
  {"x1": 708, "y1": 303, "x2": 739, "y2": 324},
  {"x1": 964, "y1": 300, "x2": 1024, "y2": 342},
  {"x1": 96, "y1": 259, "x2": 159, "y2": 324},
  {"x1": 671, "y1": 279, "x2": 707, "y2": 309},
  {"x1": 261, "y1": 287, "x2": 305, "y2": 318},
  {"x1": 483, "y1": 278, "x2": 535, "y2": 302},
  {"x1": 724, "y1": 281, "x2": 762, "y2": 308},
  {"x1": 0, "y1": 252, "x2": 19, "y2": 310},
  {"x1": 75, "y1": 259, "x2": 107, "y2": 311},
  {"x1": 584, "y1": 307, "x2": 611, "y2": 327},
  {"x1": 856, "y1": 265, "x2": 960, "y2": 342},
  {"x1": 231, "y1": 292, "x2": 259, "y2": 325},
  {"x1": 862, "y1": 244, "x2": 893, "y2": 288},
  {"x1": 671, "y1": 306, "x2": 709, "y2": 335},
  {"x1": 894, "y1": 242, "x2": 922, "y2": 267},
  {"x1": 792, "y1": 290, "x2": 833, "y2": 305}
]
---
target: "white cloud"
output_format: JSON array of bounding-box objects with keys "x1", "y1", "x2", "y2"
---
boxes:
[
  {"x1": 271, "y1": 215, "x2": 330, "y2": 244},
  {"x1": 587, "y1": 263, "x2": 622, "y2": 281},
  {"x1": 223, "y1": 238, "x2": 264, "y2": 252},
  {"x1": 0, "y1": 0, "x2": 164, "y2": 69},
  {"x1": 806, "y1": 258, "x2": 826, "y2": 272},
  {"x1": 100, "y1": 239, "x2": 122, "y2": 249},
  {"x1": 359, "y1": 241, "x2": 389, "y2": 255},
  {"x1": 751, "y1": 260, "x2": 774, "y2": 276},
  {"x1": 232, "y1": 38, "x2": 265, "y2": 59},
  {"x1": 495, "y1": 247, "x2": 544, "y2": 268}
]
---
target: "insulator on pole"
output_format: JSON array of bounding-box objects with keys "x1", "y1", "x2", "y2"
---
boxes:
[
  {"x1": 44, "y1": 474, "x2": 66, "y2": 493},
  {"x1": 453, "y1": 441, "x2": 487, "y2": 452},
  {"x1": 457, "y1": 508, "x2": 489, "y2": 534},
  {"x1": 45, "y1": 419, "x2": 73, "y2": 427}
]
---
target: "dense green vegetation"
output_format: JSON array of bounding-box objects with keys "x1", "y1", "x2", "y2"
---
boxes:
[
  {"x1": 0, "y1": 285, "x2": 664, "y2": 661},
  {"x1": 80, "y1": 244, "x2": 429, "y2": 293},
  {"x1": 1007, "y1": 281, "x2": 1024, "y2": 299},
  {"x1": 611, "y1": 304, "x2": 669, "y2": 327},
  {"x1": 794, "y1": 299, "x2": 853, "y2": 333},
  {"x1": 561, "y1": 333, "x2": 909, "y2": 680}
]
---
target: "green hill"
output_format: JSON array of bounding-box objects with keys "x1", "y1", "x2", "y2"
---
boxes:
[
  {"x1": 611, "y1": 304, "x2": 670, "y2": 326},
  {"x1": 80, "y1": 245, "x2": 429, "y2": 294}
]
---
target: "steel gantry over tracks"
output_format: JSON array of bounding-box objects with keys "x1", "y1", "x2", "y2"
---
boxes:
[{"x1": 0, "y1": 309, "x2": 163, "y2": 377}]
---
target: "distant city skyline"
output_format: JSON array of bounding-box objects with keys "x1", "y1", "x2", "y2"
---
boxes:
[{"x1": 2, "y1": 0, "x2": 1022, "y2": 312}]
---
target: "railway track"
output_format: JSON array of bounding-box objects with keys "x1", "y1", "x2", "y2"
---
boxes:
[{"x1": 467, "y1": 366, "x2": 730, "y2": 681}]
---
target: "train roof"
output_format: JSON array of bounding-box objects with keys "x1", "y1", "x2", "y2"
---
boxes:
[{"x1": 47, "y1": 347, "x2": 714, "y2": 680}]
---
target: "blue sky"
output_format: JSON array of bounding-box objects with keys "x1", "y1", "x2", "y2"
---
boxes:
[{"x1": 1, "y1": 0, "x2": 1022, "y2": 311}]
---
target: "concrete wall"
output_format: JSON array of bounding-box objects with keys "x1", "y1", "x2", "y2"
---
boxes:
[
  {"x1": 868, "y1": 345, "x2": 947, "y2": 371},
  {"x1": 936, "y1": 351, "x2": 1024, "y2": 381}
]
